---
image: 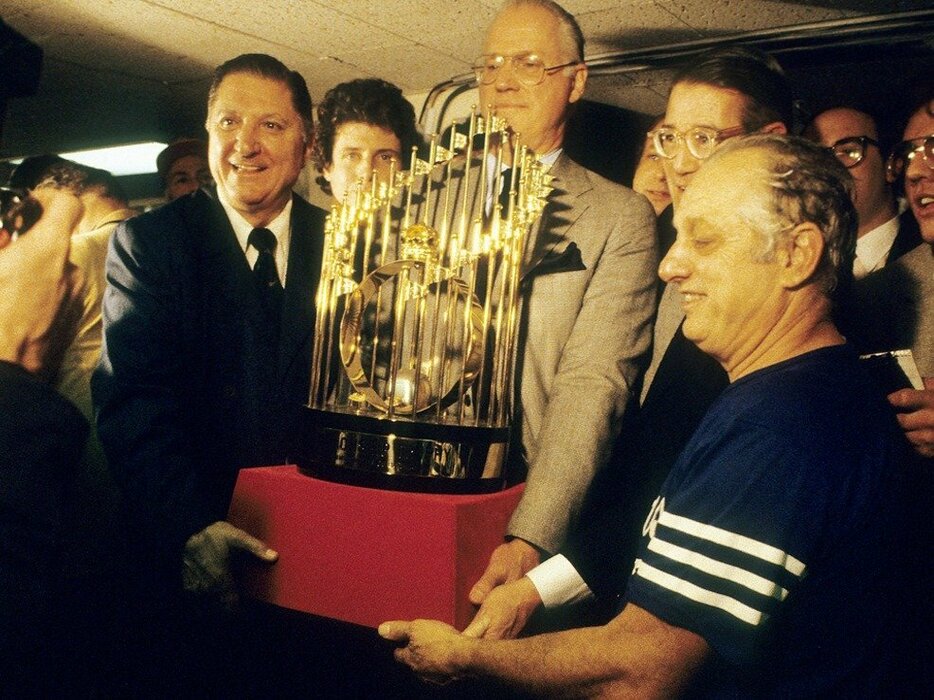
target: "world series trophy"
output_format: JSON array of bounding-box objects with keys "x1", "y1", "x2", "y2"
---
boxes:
[{"x1": 296, "y1": 109, "x2": 553, "y2": 493}]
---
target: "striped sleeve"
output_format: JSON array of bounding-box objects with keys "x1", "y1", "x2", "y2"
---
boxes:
[{"x1": 624, "y1": 422, "x2": 821, "y2": 666}]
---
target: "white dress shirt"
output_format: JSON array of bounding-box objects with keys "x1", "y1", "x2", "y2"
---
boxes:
[
  {"x1": 218, "y1": 194, "x2": 293, "y2": 285},
  {"x1": 854, "y1": 214, "x2": 900, "y2": 279}
]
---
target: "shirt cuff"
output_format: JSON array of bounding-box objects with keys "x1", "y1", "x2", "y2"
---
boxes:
[{"x1": 526, "y1": 554, "x2": 593, "y2": 608}]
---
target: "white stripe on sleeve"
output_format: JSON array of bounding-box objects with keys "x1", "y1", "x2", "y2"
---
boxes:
[
  {"x1": 647, "y1": 537, "x2": 790, "y2": 601},
  {"x1": 660, "y1": 510, "x2": 806, "y2": 577},
  {"x1": 634, "y1": 559, "x2": 767, "y2": 626}
]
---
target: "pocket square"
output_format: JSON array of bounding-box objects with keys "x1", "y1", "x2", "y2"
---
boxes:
[{"x1": 530, "y1": 241, "x2": 586, "y2": 278}]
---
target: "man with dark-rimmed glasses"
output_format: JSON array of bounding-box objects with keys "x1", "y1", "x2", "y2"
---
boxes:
[{"x1": 804, "y1": 106, "x2": 921, "y2": 278}]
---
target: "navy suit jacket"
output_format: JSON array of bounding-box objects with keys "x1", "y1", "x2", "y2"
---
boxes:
[{"x1": 93, "y1": 188, "x2": 325, "y2": 562}]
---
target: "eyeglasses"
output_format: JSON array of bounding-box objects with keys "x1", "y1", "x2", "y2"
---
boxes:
[
  {"x1": 887, "y1": 134, "x2": 934, "y2": 180},
  {"x1": 473, "y1": 53, "x2": 581, "y2": 87},
  {"x1": 650, "y1": 125, "x2": 745, "y2": 160},
  {"x1": 824, "y1": 136, "x2": 880, "y2": 169}
]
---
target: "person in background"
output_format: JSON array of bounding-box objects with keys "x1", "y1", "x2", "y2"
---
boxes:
[
  {"x1": 156, "y1": 138, "x2": 212, "y2": 201},
  {"x1": 849, "y1": 93, "x2": 933, "y2": 458},
  {"x1": 804, "y1": 106, "x2": 921, "y2": 278},
  {"x1": 29, "y1": 160, "x2": 135, "y2": 693},
  {"x1": 848, "y1": 92, "x2": 933, "y2": 694},
  {"x1": 31, "y1": 161, "x2": 136, "y2": 423},
  {"x1": 311, "y1": 77, "x2": 422, "y2": 204},
  {"x1": 7, "y1": 153, "x2": 67, "y2": 190},
  {"x1": 630, "y1": 115, "x2": 670, "y2": 217}
]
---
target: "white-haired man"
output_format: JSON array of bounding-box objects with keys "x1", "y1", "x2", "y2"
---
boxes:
[{"x1": 382, "y1": 135, "x2": 910, "y2": 697}]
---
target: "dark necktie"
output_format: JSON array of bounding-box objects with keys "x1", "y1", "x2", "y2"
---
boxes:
[
  {"x1": 247, "y1": 227, "x2": 284, "y2": 328},
  {"x1": 498, "y1": 167, "x2": 519, "y2": 213}
]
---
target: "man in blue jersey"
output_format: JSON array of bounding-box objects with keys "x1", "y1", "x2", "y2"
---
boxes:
[{"x1": 381, "y1": 135, "x2": 911, "y2": 697}]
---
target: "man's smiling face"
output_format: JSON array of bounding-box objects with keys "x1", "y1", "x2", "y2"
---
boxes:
[{"x1": 206, "y1": 71, "x2": 310, "y2": 227}]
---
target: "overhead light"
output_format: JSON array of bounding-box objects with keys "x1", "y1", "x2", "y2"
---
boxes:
[{"x1": 57, "y1": 141, "x2": 168, "y2": 176}]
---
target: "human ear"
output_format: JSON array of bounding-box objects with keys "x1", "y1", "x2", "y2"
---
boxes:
[
  {"x1": 779, "y1": 222, "x2": 823, "y2": 288},
  {"x1": 569, "y1": 64, "x2": 588, "y2": 104},
  {"x1": 759, "y1": 121, "x2": 788, "y2": 136}
]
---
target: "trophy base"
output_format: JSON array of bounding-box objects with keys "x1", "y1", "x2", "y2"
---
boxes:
[
  {"x1": 295, "y1": 407, "x2": 509, "y2": 494},
  {"x1": 228, "y1": 466, "x2": 525, "y2": 628}
]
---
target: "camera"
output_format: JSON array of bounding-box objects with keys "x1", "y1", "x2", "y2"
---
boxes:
[{"x1": 0, "y1": 187, "x2": 43, "y2": 241}]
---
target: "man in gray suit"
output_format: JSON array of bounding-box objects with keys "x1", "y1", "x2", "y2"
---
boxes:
[
  {"x1": 468, "y1": 0, "x2": 658, "y2": 605},
  {"x1": 464, "y1": 46, "x2": 794, "y2": 641}
]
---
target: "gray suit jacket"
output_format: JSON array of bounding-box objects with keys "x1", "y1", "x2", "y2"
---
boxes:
[
  {"x1": 505, "y1": 154, "x2": 657, "y2": 552},
  {"x1": 852, "y1": 242, "x2": 934, "y2": 377}
]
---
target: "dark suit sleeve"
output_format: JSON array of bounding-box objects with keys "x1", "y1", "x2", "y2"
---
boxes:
[
  {"x1": 0, "y1": 361, "x2": 87, "y2": 649},
  {"x1": 92, "y1": 212, "x2": 214, "y2": 562}
]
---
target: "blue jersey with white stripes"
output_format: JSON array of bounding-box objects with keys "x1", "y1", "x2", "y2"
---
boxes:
[{"x1": 626, "y1": 344, "x2": 909, "y2": 698}]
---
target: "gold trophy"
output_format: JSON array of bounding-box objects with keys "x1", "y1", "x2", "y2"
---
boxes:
[{"x1": 297, "y1": 108, "x2": 552, "y2": 492}]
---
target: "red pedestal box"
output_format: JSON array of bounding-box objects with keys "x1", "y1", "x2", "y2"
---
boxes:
[{"x1": 227, "y1": 466, "x2": 523, "y2": 630}]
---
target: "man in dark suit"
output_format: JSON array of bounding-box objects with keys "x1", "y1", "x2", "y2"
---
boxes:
[
  {"x1": 462, "y1": 46, "x2": 793, "y2": 640},
  {"x1": 92, "y1": 54, "x2": 325, "y2": 690},
  {"x1": 804, "y1": 106, "x2": 922, "y2": 278}
]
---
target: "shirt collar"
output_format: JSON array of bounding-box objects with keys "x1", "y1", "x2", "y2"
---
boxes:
[
  {"x1": 486, "y1": 147, "x2": 563, "y2": 173},
  {"x1": 856, "y1": 214, "x2": 900, "y2": 275},
  {"x1": 537, "y1": 147, "x2": 562, "y2": 169},
  {"x1": 218, "y1": 193, "x2": 293, "y2": 282},
  {"x1": 485, "y1": 147, "x2": 562, "y2": 213}
]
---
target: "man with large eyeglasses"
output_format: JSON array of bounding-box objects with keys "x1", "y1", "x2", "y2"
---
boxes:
[
  {"x1": 464, "y1": 0, "x2": 659, "y2": 626},
  {"x1": 648, "y1": 49, "x2": 789, "y2": 212},
  {"x1": 804, "y1": 106, "x2": 921, "y2": 278},
  {"x1": 427, "y1": 45, "x2": 794, "y2": 646}
]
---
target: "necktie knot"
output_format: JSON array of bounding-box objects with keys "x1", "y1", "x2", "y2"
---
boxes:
[{"x1": 248, "y1": 227, "x2": 277, "y2": 256}]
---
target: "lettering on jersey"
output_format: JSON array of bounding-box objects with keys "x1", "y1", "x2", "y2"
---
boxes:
[{"x1": 642, "y1": 495, "x2": 665, "y2": 539}]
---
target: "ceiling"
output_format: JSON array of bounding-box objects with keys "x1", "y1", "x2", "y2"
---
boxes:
[{"x1": 1, "y1": 0, "x2": 932, "y2": 163}]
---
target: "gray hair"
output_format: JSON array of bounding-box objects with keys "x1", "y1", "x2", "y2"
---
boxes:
[
  {"x1": 707, "y1": 134, "x2": 857, "y2": 296},
  {"x1": 498, "y1": 0, "x2": 585, "y2": 62}
]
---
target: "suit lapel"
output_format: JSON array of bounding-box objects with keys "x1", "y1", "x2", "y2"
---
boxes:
[
  {"x1": 889, "y1": 210, "x2": 923, "y2": 263},
  {"x1": 188, "y1": 189, "x2": 261, "y2": 334},
  {"x1": 640, "y1": 283, "x2": 686, "y2": 402},
  {"x1": 279, "y1": 197, "x2": 326, "y2": 384}
]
